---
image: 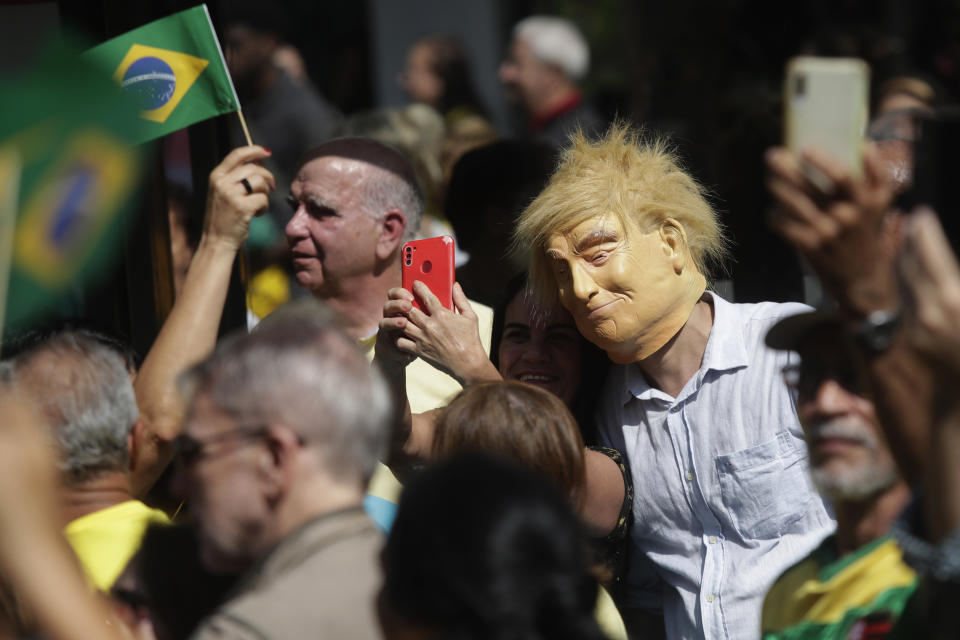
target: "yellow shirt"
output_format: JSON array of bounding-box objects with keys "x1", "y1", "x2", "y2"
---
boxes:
[{"x1": 64, "y1": 499, "x2": 170, "y2": 591}]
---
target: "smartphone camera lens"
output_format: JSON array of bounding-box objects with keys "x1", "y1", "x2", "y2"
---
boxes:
[{"x1": 793, "y1": 74, "x2": 806, "y2": 97}]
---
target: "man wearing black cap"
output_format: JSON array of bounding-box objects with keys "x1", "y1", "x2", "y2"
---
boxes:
[{"x1": 760, "y1": 312, "x2": 916, "y2": 640}]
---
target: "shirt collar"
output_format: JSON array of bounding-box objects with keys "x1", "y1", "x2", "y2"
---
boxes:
[{"x1": 622, "y1": 291, "x2": 749, "y2": 404}]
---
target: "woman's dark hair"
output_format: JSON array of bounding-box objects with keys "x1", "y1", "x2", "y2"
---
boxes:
[
  {"x1": 444, "y1": 140, "x2": 556, "y2": 252},
  {"x1": 490, "y1": 274, "x2": 610, "y2": 445},
  {"x1": 417, "y1": 35, "x2": 490, "y2": 118},
  {"x1": 381, "y1": 452, "x2": 606, "y2": 640}
]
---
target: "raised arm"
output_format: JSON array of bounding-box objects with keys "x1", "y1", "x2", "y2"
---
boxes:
[
  {"x1": 899, "y1": 209, "x2": 960, "y2": 541},
  {"x1": 131, "y1": 146, "x2": 274, "y2": 495},
  {"x1": 766, "y1": 145, "x2": 932, "y2": 483},
  {"x1": 393, "y1": 282, "x2": 501, "y2": 385}
]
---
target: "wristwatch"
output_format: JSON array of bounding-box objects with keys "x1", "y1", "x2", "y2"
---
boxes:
[{"x1": 852, "y1": 309, "x2": 901, "y2": 355}]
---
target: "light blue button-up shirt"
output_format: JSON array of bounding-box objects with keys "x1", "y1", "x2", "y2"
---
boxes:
[{"x1": 597, "y1": 293, "x2": 835, "y2": 640}]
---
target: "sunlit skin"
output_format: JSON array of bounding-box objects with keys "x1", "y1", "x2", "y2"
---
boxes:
[
  {"x1": 545, "y1": 215, "x2": 706, "y2": 364},
  {"x1": 498, "y1": 292, "x2": 582, "y2": 407},
  {"x1": 285, "y1": 156, "x2": 382, "y2": 297}
]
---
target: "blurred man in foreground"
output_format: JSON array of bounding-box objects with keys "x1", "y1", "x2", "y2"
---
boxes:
[
  {"x1": 0, "y1": 331, "x2": 169, "y2": 591},
  {"x1": 177, "y1": 303, "x2": 390, "y2": 639},
  {"x1": 761, "y1": 312, "x2": 915, "y2": 639}
]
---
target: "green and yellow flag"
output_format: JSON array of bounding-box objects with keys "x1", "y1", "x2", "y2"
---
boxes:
[
  {"x1": 85, "y1": 4, "x2": 239, "y2": 144},
  {"x1": 0, "y1": 43, "x2": 145, "y2": 329}
]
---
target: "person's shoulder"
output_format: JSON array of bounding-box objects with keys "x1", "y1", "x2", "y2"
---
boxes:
[
  {"x1": 725, "y1": 298, "x2": 812, "y2": 325},
  {"x1": 711, "y1": 295, "x2": 810, "y2": 366},
  {"x1": 199, "y1": 524, "x2": 382, "y2": 639},
  {"x1": 190, "y1": 611, "x2": 271, "y2": 640}
]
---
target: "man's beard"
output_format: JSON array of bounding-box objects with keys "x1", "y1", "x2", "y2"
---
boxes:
[{"x1": 807, "y1": 418, "x2": 898, "y2": 501}]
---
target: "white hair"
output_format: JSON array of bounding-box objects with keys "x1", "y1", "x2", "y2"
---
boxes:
[{"x1": 514, "y1": 16, "x2": 590, "y2": 81}]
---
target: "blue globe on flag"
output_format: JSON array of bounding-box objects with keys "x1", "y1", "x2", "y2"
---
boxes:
[{"x1": 120, "y1": 56, "x2": 176, "y2": 110}]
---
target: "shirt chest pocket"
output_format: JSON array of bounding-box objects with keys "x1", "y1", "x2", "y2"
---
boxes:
[{"x1": 715, "y1": 431, "x2": 811, "y2": 541}]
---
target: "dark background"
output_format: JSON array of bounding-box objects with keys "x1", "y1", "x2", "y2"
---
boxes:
[{"x1": 3, "y1": 0, "x2": 959, "y2": 346}]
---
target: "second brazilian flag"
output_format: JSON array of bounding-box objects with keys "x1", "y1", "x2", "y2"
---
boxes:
[{"x1": 85, "y1": 4, "x2": 240, "y2": 144}]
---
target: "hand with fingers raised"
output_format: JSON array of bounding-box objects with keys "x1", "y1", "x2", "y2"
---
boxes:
[
  {"x1": 381, "y1": 282, "x2": 500, "y2": 386},
  {"x1": 203, "y1": 145, "x2": 276, "y2": 251},
  {"x1": 766, "y1": 145, "x2": 899, "y2": 317}
]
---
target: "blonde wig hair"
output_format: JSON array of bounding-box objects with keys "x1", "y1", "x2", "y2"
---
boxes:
[{"x1": 514, "y1": 123, "x2": 728, "y2": 307}]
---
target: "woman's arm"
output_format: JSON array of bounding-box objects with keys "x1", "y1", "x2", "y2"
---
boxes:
[{"x1": 582, "y1": 448, "x2": 630, "y2": 537}]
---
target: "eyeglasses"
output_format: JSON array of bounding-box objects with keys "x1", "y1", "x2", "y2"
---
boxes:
[
  {"x1": 782, "y1": 360, "x2": 865, "y2": 399},
  {"x1": 172, "y1": 425, "x2": 269, "y2": 468}
]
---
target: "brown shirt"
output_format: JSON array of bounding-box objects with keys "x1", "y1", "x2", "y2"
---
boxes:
[{"x1": 191, "y1": 507, "x2": 382, "y2": 640}]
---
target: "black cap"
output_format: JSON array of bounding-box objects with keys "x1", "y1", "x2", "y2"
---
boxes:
[{"x1": 765, "y1": 310, "x2": 847, "y2": 351}]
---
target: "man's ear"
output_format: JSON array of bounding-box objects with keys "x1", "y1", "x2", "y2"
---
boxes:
[
  {"x1": 658, "y1": 218, "x2": 690, "y2": 275},
  {"x1": 127, "y1": 419, "x2": 146, "y2": 473},
  {"x1": 259, "y1": 425, "x2": 301, "y2": 507},
  {"x1": 376, "y1": 210, "x2": 407, "y2": 261}
]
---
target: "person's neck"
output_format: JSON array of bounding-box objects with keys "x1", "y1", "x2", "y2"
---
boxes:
[
  {"x1": 530, "y1": 84, "x2": 580, "y2": 121},
  {"x1": 637, "y1": 296, "x2": 714, "y2": 399},
  {"x1": 264, "y1": 477, "x2": 365, "y2": 551},
  {"x1": 62, "y1": 473, "x2": 134, "y2": 526},
  {"x1": 834, "y1": 480, "x2": 912, "y2": 555},
  {"x1": 315, "y1": 265, "x2": 400, "y2": 341}
]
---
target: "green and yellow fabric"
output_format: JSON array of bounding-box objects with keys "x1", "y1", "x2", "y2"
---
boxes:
[{"x1": 761, "y1": 535, "x2": 916, "y2": 639}]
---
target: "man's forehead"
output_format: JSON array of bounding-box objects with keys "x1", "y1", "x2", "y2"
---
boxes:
[{"x1": 184, "y1": 392, "x2": 233, "y2": 436}]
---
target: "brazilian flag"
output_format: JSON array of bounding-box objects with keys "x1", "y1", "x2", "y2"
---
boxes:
[
  {"x1": 85, "y1": 4, "x2": 240, "y2": 144},
  {"x1": 0, "y1": 43, "x2": 145, "y2": 328}
]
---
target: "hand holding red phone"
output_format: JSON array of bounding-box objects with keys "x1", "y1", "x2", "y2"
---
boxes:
[{"x1": 382, "y1": 282, "x2": 496, "y2": 385}]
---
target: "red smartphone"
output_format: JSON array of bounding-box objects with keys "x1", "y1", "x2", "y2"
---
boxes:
[{"x1": 401, "y1": 235, "x2": 455, "y2": 311}]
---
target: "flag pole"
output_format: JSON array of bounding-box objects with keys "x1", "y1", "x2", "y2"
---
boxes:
[{"x1": 236, "y1": 108, "x2": 253, "y2": 146}]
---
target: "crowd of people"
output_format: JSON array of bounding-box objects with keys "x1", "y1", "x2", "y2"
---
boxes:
[{"x1": 1, "y1": 9, "x2": 959, "y2": 640}]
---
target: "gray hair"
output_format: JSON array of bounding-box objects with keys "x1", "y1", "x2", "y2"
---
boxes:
[
  {"x1": 362, "y1": 161, "x2": 424, "y2": 242},
  {"x1": 180, "y1": 300, "x2": 392, "y2": 486},
  {"x1": 0, "y1": 332, "x2": 138, "y2": 483},
  {"x1": 514, "y1": 16, "x2": 590, "y2": 81},
  {"x1": 296, "y1": 137, "x2": 425, "y2": 242}
]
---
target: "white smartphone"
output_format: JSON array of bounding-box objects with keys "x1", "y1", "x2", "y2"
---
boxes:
[{"x1": 785, "y1": 56, "x2": 869, "y2": 180}]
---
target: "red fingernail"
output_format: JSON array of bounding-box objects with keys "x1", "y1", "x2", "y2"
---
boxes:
[{"x1": 263, "y1": 147, "x2": 272, "y2": 154}]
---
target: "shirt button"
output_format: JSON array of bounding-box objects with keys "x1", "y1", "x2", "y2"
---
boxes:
[
  {"x1": 709, "y1": 535, "x2": 717, "y2": 544},
  {"x1": 685, "y1": 472, "x2": 694, "y2": 481},
  {"x1": 706, "y1": 594, "x2": 716, "y2": 603}
]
